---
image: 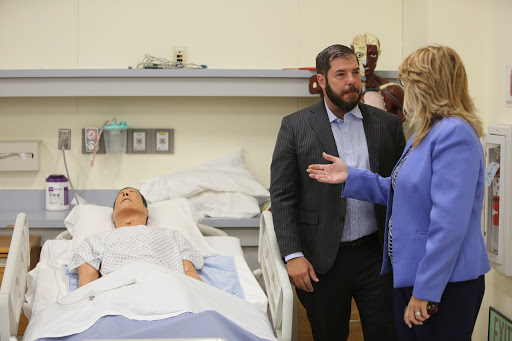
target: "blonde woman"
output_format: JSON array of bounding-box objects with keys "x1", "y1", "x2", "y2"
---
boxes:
[{"x1": 307, "y1": 46, "x2": 490, "y2": 340}]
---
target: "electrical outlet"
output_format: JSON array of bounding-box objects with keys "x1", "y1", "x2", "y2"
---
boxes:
[
  {"x1": 174, "y1": 47, "x2": 186, "y2": 64},
  {"x1": 58, "y1": 129, "x2": 71, "y2": 150},
  {"x1": 84, "y1": 128, "x2": 98, "y2": 152},
  {"x1": 133, "y1": 131, "x2": 146, "y2": 151},
  {"x1": 156, "y1": 131, "x2": 169, "y2": 151}
]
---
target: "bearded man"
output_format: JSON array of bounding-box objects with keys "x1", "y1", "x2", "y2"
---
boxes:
[{"x1": 270, "y1": 44, "x2": 405, "y2": 340}]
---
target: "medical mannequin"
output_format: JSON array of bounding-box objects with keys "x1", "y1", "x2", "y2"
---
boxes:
[
  {"x1": 351, "y1": 33, "x2": 405, "y2": 120},
  {"x1": 71, "y1": 187, "x2": 203, "y2": 287}
]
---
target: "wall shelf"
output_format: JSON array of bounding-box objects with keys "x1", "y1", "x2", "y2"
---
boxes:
[
  {"x1": 0, "y1": 69, "x2": 398, "y2": 98},
  {"x1": 0, "y1": 69, "x2": 317, "y2": 98}
]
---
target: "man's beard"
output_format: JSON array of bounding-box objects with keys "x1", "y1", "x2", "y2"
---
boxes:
[{"x1": 325, "y1": 80, "x2": 362, "y2": 113}]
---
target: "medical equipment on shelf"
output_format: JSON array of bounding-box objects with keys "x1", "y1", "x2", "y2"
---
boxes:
[
  {"x1": 136, "y1": 54, "x2": 207, "y2": 70},
  {"x1": 482, "y1": 124, "x2": 512, "y2": 276},
  {"x1": 45, "y1": 175, "x2": 69, "y2": 211}
]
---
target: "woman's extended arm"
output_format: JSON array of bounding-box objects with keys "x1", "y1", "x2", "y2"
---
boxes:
[
  {"x1": 308, "y1": 152, "x2": 390, "y2": 205},
  {"x1": 182, "y1": 259, "x2": 203, "y2": 282},
  {"x1": 77, "y1": 263, "x2": 100, "y2": 287}
]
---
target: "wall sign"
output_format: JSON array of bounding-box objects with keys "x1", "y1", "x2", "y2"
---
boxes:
[{"x1": 489, "y1": 306, "x2": 512, "y2": 340}]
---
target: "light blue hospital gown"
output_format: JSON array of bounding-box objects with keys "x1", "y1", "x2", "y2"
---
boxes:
[{"x1": 68, "y1": 225, "x2": 204, "y2": 276}]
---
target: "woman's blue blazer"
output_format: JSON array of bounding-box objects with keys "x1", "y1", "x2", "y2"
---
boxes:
[{"x1": 343, "y1": 117, "x2": 490, "y2": 302}]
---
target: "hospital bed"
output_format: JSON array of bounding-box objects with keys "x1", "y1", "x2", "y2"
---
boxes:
[{"x1": 0, "y1": 210, "x2": 292, "y2": 341}]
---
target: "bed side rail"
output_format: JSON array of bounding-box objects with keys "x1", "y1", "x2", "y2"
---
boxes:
[
  {"x1": 258, "y1": 211, "x2": 293, "y2": 341},
  {"x1": 0, "y1": 213, "x2": 30, "y2": 341}
]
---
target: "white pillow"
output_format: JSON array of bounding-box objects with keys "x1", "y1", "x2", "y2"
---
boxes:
[
  {"x1": 64, "y1": 205, "x2": 115, "y2": 259},
  {"x1": 140, "y1": 149, "x2": 270, "y2": 203},
  {"x1": 147, "y1": 199, "x2": 217, "y2": 257},
  {"x1": 188, "y1": 191, "x2": 261, "y2": 218},
  {"x1": 63, "y1": 199, "x2": 217, "y2": 258}
]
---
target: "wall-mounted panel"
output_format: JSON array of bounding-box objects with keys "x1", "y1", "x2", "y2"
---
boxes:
[{"x1": 0, "y1": 140, "x2": 40, "y2": 171}]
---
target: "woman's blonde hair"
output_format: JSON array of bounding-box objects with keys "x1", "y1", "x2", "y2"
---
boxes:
[{"x1": 398, "y1": 45, "x2": 483, "y2": 147}]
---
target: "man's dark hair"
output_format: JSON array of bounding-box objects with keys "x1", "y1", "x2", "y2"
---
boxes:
[
  {"x1": 316, "y1": 44, "x2": 357, "y2": 76},
  {"x1": 112, "y1": 187, "x2": 148, "y2": 210}
]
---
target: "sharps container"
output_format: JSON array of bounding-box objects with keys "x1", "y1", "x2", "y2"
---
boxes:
[
  {"x1": 103, "y1": 120, "x2": 129, "y2": 154},
  {"x1": 46, "y1": 174, "x2": 69, "y2": 211}
]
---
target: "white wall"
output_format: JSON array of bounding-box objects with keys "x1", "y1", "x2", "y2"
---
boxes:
[{"x1": 0, "y1": 0, "x2": 403, "y2": 189}]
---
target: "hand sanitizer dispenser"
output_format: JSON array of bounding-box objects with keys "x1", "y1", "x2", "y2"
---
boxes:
[{"x1": 483, "y1": 124, "x2": 512, "y2": 276}]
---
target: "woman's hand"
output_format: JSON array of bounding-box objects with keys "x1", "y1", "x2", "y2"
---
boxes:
[
  {"x1": 307, "y1": 152, "x2": 349, "y2": 184},
  {"x1": 404, "y1": 296, "x2": 430, "y2": 328}
]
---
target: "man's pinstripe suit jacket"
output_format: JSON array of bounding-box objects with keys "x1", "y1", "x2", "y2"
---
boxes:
[{"x1": 270, "y1": 101, "x2": 406, "y2": 273}]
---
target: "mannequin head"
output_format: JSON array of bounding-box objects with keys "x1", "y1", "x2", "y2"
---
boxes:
[
  {"x1": 351, "y1": 33, "x2": 381, "y2": 80},
  {"x1": 112, "y1": 187, "x2": 149, "y2": 228}
]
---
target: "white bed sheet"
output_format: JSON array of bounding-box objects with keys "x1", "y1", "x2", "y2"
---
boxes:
[
  {"x1": 26, "y1": 235, "x2": 268, "y2": 318},
  {"x1": 23, "y1": 262, "x2": 276, "y2": 341}
]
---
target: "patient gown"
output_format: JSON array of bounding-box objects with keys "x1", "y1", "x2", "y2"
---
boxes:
[{"x1": 67, "y1": 225, "x2": 204, "y2": 275}]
